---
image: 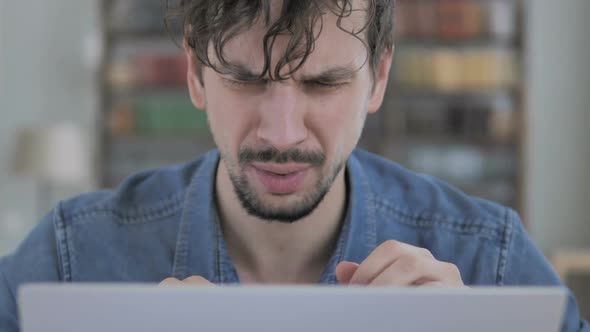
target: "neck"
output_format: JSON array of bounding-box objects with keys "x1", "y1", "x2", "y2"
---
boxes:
[{"x1": 215, "y1": 160, "x2": 347, "y2": 284}]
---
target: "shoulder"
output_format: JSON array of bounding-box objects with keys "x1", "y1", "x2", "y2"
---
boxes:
[
  {"x1": 2, "y1": 150, "x2": 218, "y2": 283},
  {"x1": 351, "y1": 148, "x2": 516, "y2": 245},
  {"x1": 59, "y1": 150, "x2": 217, "y2": 226}
]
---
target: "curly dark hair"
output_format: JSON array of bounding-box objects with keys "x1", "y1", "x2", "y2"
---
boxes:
[{"x1": 166, "y1": 0, "x2": 395, "y2": 81}]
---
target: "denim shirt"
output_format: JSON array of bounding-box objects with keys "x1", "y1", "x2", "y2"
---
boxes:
[{"x1": 0, "y1": 149, "x2": 588, "y2": 331}]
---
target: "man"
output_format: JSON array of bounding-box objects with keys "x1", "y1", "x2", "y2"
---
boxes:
[{"x1": 0, "y1": 0, "x2": 588, "y2": 331}]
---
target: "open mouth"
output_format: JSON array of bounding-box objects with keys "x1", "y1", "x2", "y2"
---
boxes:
[{"x1": 251, "y1": 163, "x2": 310, "y2": 194}]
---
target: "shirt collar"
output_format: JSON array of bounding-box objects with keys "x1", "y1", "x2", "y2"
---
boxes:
[{"x1": 173, "y1": 149, "x2": 377, "y2": 284}]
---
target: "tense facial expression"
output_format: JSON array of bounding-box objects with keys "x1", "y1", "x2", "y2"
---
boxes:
[{"x1": 185, "y1": 1, "x2": 392, "y2": 223}]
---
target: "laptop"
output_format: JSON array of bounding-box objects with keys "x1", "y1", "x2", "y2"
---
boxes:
[{"x1": 19, "y1": 284, "x2": 566, "y2": 332}]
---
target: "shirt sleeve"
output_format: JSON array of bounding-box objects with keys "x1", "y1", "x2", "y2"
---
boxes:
[
  {"x1": 502, "y1": 209, "x2": 589, "y2": 332},
  {"x1": 0, "y1": 211, "x2": 62, "y2": 332}
]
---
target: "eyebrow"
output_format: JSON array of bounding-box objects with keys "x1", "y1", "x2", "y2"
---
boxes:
[
  {"x1": 227, "y1": 63, "x2": 263, "y2": 82},
  {"x1": 226, "y1": 62, "x2": 358, "y2": 82}
]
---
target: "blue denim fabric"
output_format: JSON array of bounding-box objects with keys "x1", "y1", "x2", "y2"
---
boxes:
[{"x1": 0, "y1": 149, "x2": 588, "y2": 331}]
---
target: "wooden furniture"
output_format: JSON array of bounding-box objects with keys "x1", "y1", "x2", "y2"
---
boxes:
[{"x1": 552, "y1": 249, "x2": 590, "y2": 281}]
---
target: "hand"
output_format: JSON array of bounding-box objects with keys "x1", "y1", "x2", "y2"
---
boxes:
[
  {"x1": 159, "y1": 276, "x2": 215, "y2": 286},
  {"x1": 335, "y1": 240, "x2": 464, "y2": 287}
]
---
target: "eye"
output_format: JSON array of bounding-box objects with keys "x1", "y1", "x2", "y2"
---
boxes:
[{"x1": 305, "y1": 81, "x2": 346, "y2": 89}]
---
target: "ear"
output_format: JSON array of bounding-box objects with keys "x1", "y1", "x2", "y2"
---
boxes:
[
  {"x1": 367, "y1": 47, "x2": 394, "y2": 114},
  {"x1": 183, "y1": 38, "x2": 206, "y2": 110}
]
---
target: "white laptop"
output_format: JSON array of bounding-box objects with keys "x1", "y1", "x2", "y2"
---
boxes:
[{"x1": 19, "y1": 284, "x2": 566, "y2": 332}]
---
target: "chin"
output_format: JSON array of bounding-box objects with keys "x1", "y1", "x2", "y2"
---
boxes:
[{"x1": 235, "y1": 182, "x2": 330, "y2": 224}]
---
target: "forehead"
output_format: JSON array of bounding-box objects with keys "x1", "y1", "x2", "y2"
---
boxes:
[{"x1": 211, "y1": 1, "x2": 370, "y2": 77}]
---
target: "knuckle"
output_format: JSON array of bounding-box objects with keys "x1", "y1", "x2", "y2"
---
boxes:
[
  {"x1": 399, "y1": 256, "x2": 420, "y2": 273},
  {"x1": 445, "y1": 262, "x2": 461, "y2": 277},
  {"x1": 184, "y1": 276, "x2": 210, "y2": 284},
  {"x1": 159, "y1": 277, "x2": 180, "y2": 285},
  {"x1": 419, "y1": 248, "x2": 433, "y2": 258},
  {"x1": 383, "y1": 240, "x2": 400, "y2": 253},
  {"x1": 184, "y1": 276, "x2": 203, "y2": 282}
]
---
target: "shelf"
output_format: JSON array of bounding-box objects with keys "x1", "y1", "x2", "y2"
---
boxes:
[
  {"x1": 395, "y1": 36, "x2": 520, "y2": 48},
  {"x1": 105, "y1": 135, "x2": 216, "y2": 186},
  {"x1": 109, "y1": 134, "x2": 213, "y2": 145},
  {"x1": 392, "y1": 87, "x2": 518, "y2": 101},
  {"x1": 401, "y1": 135, "x2": 516, "y2": 148},
  {"x1": 105, "y1": 86, "x2": 188, "y2": 99},
  {"x1": 107, "y1": 29, "x2": 181, "y2": 40}
]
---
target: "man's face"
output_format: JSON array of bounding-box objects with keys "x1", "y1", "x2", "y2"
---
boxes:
[{"x1": 185, "y1": 2, "x2": 392, "y2": 223}]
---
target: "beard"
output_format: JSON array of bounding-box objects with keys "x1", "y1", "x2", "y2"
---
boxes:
[{"x1": 221, "y1": 146, "x2": 345, "y2": 223}]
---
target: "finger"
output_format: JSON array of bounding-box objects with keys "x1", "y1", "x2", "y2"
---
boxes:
[
  {"x1": 350, "y1": 241, "x2": 431, "y2": 285},
  {"x1": 412, "y1": 262, "x2": 463, "y2": 286},
  {"x1": 370, "y1": 259, "x2": 463, "y2": 287},
  {"x1": 369, "y1": 256, "x2": 439, "y2": 287},
  {"x1": 159, "y1": 277, "x2": 183, "y2": 286},
  {"x1": 418, "y1": 281, "x2": 445, "y2": 287},
  {"x1": 335, "y1": 261, "x2": 359, "y2": 285},
  {"x1": 417, "y1": 281, "x2": 469, "y2": 288},
  {"x1": 183, "y1": 276, "x2": 214, "y2": 285},
  {"x1": 431, "y1": 261, "x2": 464, "y2": 286}
]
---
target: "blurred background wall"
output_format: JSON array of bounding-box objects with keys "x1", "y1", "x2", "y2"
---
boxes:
[
  {"x1": 525, "y1": 0, "x2": 590, "y2": 253},
  {"x1": 0, "y1": 0, "x2": 588, "y2": 310},
  {"x1": 0, "y1": 1, "x2": 99, "y2": 253}
]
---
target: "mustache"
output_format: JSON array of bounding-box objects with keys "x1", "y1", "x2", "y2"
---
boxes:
[{"x1": 238, "y1": 147, "x2": 325, "y2": 167}]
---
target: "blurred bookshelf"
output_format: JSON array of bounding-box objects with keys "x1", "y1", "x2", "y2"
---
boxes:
[
  {"x1": 100, "y1": 0, "x2": 526, "y2": 213},
  {"x1": 99, "y1": 0, "x2": 215, "y2": 187},
  {"x1": 361, "y1": 0, "x2": 526, "y2": 213}
]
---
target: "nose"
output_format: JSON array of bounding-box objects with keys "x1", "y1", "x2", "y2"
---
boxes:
[{"x1": 256, "y1": 83, "x2": 308, "y2": 151}]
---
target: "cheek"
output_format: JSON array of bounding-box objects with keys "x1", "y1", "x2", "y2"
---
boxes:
[
  {"x1": 204, "y1": 81, "x2": 259, "y2": 155},
  {"x1": 307, "y1": 88, "x2": 368, "y2": 158}
]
